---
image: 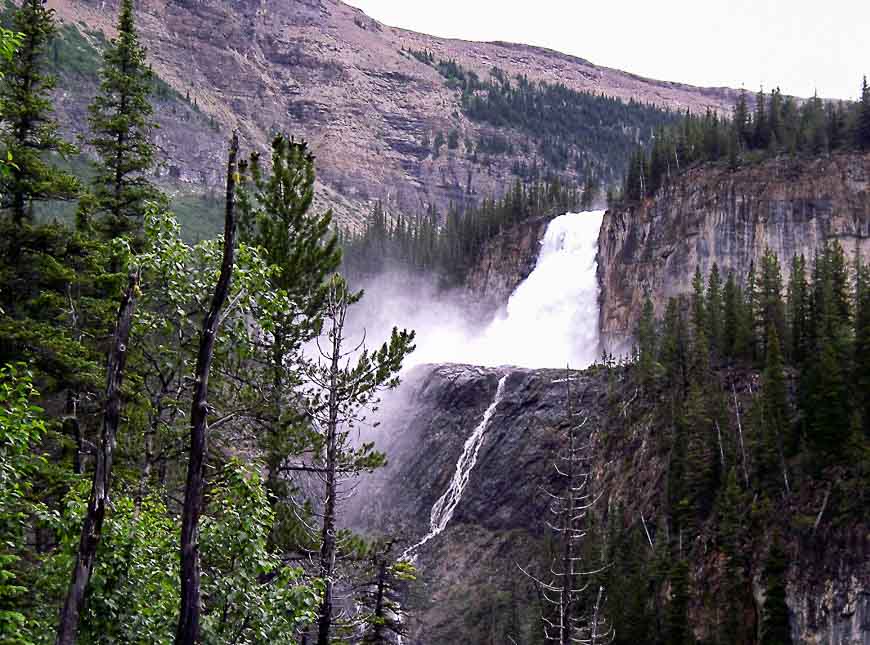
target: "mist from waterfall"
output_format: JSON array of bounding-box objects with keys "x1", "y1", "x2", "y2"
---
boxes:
[
  {"x1": 474, "y1": 210, "x2": 605, "y2": 369},
  {"x1": 347, "y1": 210, "x2": 605, "y2": 370}
]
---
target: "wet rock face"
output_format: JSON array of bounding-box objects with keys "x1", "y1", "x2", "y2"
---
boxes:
[
  {"x1": 463, "y1": 214, "x2": 553, "y2": 317},
  {"x1": 598, "y1": 152, "x2": 870, "y2": 352},
  {"x1": 350, "y1": 363, "x2": 870, "y2": 644},
  {"x1": 348, "y1": 363, "x2": 614, "y2": 643}
]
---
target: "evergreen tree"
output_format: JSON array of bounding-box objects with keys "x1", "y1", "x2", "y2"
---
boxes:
[
  {"x1": 705, "y1": 263, "x2": 723, "y2": 356},
  {"x1": 855, "y1": 259, "x2": 870, "y2": 439},
  {"x1": 0, "y1": 0, "x2": 79, "y2": 224},
  {"x1": 857, "y1": 76, "x2": 870, "y2": 150},
  {"x1": 745, "y1": 263, "x2": 760, "y2": 362},
  {"x1": 636, "y1": 294, "x2": 657, "y2": 384},
  {"x1": 760, "y1": 538, "x2": 793, "y2": 645},
  {"x1": 722, "y1": 270, "x2": 740, "y2": 360},
  {"x1": 758, "y1": 249, "x2": 785, "y2": 361},
  {"x1": 718, "y1": 468, "x2": 749, "y2": 644},
  {"x1": 236, "y1": 134, "x2": 342, "y2": 549},
  {"x1": 665, "y1": 559, "x2": 690, "y2": 645},
  {"x1": 690, "y1": 265, "x2": 706, "y2": 335},
  {"x1": 733, "y1": 90, "x2": 751, "y2": 147},
  {"x1": 680, "y1": 383, "x2": 716, "y2": 533},
  {"x1": 87, "y1": 0, "x2": 160, "y2": 238},
  {"x1": 660, "y1": 297, "x2": 688, "y2": 394},
  {"x1": 759, "y1": 326, "x2": 791, "y2": 485},
  {"x1": 754, "y1": 87, "x2": 770, "y2": 149},
  {"x1": 786, "y1": 254, "x2": 808, "y2": 364}
]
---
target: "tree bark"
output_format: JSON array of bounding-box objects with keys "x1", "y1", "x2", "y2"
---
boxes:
[
  {"x1": 175, "y1": 131, "x2": 239, "y2": 645},
  {"x1": 55, "y1": 268, "x2": 140, "y2": 645},
  {"x1": 316, "y1": 295, "x2": 344, "y2": 645}
]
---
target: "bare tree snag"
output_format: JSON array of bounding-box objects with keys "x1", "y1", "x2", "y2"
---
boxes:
[
  {"x1": 55, "y1": 268, "x2": 140, "y2": 645},
  {"x1": 175, "y1": 131, "x2": 239, "y2": 645}
]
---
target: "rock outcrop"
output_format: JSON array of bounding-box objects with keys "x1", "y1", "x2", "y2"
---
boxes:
[
  {"x1": 598, "y1": 152, "x2": 870, "y2": 352},
  {"x1": 463, "y1": 213, "x2": 554, "y2": 316},
  {"x1": 349, "y1": 363, "x2": 870, "y2": 644}
]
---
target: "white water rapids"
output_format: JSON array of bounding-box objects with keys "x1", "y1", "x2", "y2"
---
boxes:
[
  {"x1": 359, "y1": 209, "x2": 606, "y2": 370},
  {"x1": 473, "y1": 210, "x2": 605, "y2": 369}
]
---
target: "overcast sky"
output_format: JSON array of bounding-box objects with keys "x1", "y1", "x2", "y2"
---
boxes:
[{"x1": 344, "y1": 0, "x2": 868, "y2": 101}]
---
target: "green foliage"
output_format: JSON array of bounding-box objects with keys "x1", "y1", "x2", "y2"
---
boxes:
[
  {"x1": 448, "y1": 63, "x2": 678, "y2": 184},
  {"x1": 0, "y1": 365, "x2": 45, "y2": 643},
  {"x1": 635, "y1": 294, "x2": 658, "y2": 384},
  {"x1": 235, "y1": 134, "x2": 342, "y2": 551},
  {"x1": 342, "y1": 177, "x2": 580, "y2": 287},
  {"x1": 619, "y1": 76, "x2": 870, "y2": 203},
  {"x1": 31, "y1": 462, "x2": 320, "y2": 644},
  {"x1": 87, "y1": 0, "x2": 161, "y2": 238},
  {"x1": 0, "y1": 0, "x2": 79, "y2": 223},
  {"x1": 857, "y1": 76, "x2": 870, "y2": 151},
  {"x1": 760, "y1": 538, "x2": 792, "y2": 645},
  {"x1": 665, "y1": 559, "x2": 689, "y2": 645}
]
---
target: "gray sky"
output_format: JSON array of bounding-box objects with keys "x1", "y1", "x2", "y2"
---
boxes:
[{"x1": 344, "y1": 0, "x2": 869, "y2": 101}]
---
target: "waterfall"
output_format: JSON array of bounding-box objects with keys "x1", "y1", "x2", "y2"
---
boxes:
[
  {"x1": 475, "y1": 210, "x2": 605, "y2": 369},
  {"x1": 401, "y1": 374, "x2": 508, "y2": 561}
]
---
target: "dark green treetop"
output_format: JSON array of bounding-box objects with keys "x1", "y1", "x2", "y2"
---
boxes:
[{"x1": 87, "y1": 0, "x2": 160, "y2": 238}]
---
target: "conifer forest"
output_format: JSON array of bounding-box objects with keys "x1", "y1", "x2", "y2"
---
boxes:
[{"x1": 0, "y1": 0, "x2": 869, "y2": 643}]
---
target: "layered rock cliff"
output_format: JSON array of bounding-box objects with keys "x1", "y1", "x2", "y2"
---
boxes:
[
  {"x1": 349, "y1": 363, "x2": 870, "y2": 644},
  {"x1": 597, "y1": 152, "x2": 870, "y2": 352}
]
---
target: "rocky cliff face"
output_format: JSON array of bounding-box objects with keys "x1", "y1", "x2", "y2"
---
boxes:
[
  {"x1": 463, "y1": 213, "x2": 553, "y2": 316},
  {"x1": 47, "y1": 0, "x2": 744, "y2": 227},
  {"x1": 349, "y1": 363, "x2": 870, "y2": 644},
  {"x1": 598, "y1": 152, "x2": 870, "y2": 352}
]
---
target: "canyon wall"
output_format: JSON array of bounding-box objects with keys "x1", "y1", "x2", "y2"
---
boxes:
[
  {"x1": 598, "y1": 152, "x2": 870, "y2": 352},
  {"x1": 350, "y1": 363, "x2": 870, "y2": 644}
]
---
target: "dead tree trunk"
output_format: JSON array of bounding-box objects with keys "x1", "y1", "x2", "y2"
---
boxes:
[
  {"x1": 55, "y1": 268, "x2": 140, "y2": 645},
  {"x1": 316, "y1": 294, "x2": 344, "y2": 645},
  {"x1": 519, "y1": 370, "x2": 614, "y2": 645},
  {"x1": 175, "y1": 132, "x2": 239, "y2": 645}
]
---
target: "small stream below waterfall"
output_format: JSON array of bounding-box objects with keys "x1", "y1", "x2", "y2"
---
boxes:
[
  {"x1": 401, "y1": 374, "x2": 508, "y2": 561},
  {"x1": 397, "y1": 211, "x2": 604, "y2": 559}
]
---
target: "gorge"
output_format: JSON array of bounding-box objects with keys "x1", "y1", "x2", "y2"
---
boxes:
[{"x1": 345, "y1": 152, "x2": 870, "y2": 644}]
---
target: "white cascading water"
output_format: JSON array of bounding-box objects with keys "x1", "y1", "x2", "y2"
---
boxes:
[
  {"x1": 473, "y1": 209, "x2": 605, "y2": 369},
  {"x1": 401, "y1": 374, "x2": 508, "y2": 561}
]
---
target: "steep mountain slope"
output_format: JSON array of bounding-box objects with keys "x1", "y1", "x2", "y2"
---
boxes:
[{"x1": 46, "y1": 0, "x2": 745, "y2": 228}]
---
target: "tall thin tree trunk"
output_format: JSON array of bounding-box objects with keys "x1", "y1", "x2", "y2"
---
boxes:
[
  {"x1": 175, "y1": 132, "x2": 239, "y2": 645},
  {"x1": 316, "y1": 309, "x2": 343, "y2": 645},
  {"x1": 55, "y1": 268, "x2": 140, "y2": 645}
]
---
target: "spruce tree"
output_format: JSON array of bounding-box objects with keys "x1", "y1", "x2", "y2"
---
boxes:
[
  {"x1": 760, "y1": 326, "x2": 791, "y2": 480},
  {"x1": 758, "y1": 249, "x2": 785, "y2": 361},
  {"x1": 87, "y1": 0, "x2": 160, "y2": 238},
  {"x1": 722, "y1": 271, "x2": 739, "y2": 360},
  {"x1": 761, "y1": 538, "x2": 793, "y2": 645},
  {"x1": 786, "y1": 254, "x2": 808, "y2": 364},
  {"x1": 733, "y1": 90, "x2": 751, "y2": 147},
  {"x1": 857, "y1": 76, "x2": 870, "y2": 150},
  {"x1": 0, "y1": 0, "x2": 79, "y2": 224},
  {"x1": 636, "y1": 294, "x2": 657, "y2": 384},
  {"x1": 705, "y1": 263, "x2": 723, "y2": 356},
  {"x1": 855, "y1": 259, "x2": 870, "y2": 439},
  {"x1": 666, "y1": 559, "x2": 690, "y2": 645},
  {"x1": 690, "y1": 265, "x2": 706, "y2": 334}
]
